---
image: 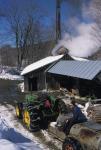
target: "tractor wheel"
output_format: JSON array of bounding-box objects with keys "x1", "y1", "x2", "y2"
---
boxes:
[
  {"x1": 15, "y1": 102, "x2": 23, "y2": 119},
  {"x1": 62, "y1": 138, "x2": 82, "y2": 150},
  {"x1": 23, "y1": 105, "x2": 40, "y2": 132},
  {"x1": 40, "y1": 114, "x2": 48, "y2": 129}
]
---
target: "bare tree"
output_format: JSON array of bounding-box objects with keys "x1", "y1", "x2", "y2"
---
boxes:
[
  {"x1": 89, "y1": 0, "x2": 101, "y2": 46},
  {"x1": 1, "y1": 0, "x2": 56, "y2": 69},
  {"x1": 2, "y1": 0, "x2": 46, "y2": 69},
  {"x1": 0, "y1": 45, "x2": 17, "y2": 66}
]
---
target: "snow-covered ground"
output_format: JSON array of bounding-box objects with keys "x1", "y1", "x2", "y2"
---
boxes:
[
  {"x1": 0, "y1": 66, "x2": 90, "y2": 150},
  {"x1": 0, "y1": 104, "x2": 43, "y2": 150},
  {"x1": 0, "y1": 104, "x2": 61, "y2": 150},
  {"x1": 0, "y1": 66, "x2": 61, "y2": 149},
  {"x1": 0, "y1": 101, "x2": 96, "y2": 150},
  {"x1": 18, "y1": 82, "x2": 24, "y2": 92},
  {"x1": 0, "y1": 66, "x2": 23, "y2": 80},
  {"x1": 0, "y1": 73, "x2": 23, "y2": 80}
]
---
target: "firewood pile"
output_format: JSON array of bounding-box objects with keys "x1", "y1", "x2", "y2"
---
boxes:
[{"x1": 87, "y1": 104, "x2": 101, "y2": 123}]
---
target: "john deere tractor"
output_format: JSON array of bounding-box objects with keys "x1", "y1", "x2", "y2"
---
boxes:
[{"x1": 15, "y1": 92, "x2": 59, "y2": 131}]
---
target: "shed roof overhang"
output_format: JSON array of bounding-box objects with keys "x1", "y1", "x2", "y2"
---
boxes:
[
  {"x1": 21, "y1": 55, "x2": 63, "y2": 76},
  {"x1": 47, "y1": 60, "x2": 101, "y2": 80}
]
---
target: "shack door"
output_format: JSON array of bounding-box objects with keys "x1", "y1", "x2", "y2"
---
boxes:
[{"x1": 28, "y1": 77, "x2": 37, "y2": 91}]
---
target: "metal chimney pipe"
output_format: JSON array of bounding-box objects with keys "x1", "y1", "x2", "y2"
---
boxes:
[{"x1": 56, "y1": 0, "x2": 61, "y2": 43}]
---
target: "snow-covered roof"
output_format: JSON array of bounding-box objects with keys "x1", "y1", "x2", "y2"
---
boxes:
[
  {"x1": 70, "y1": 55, "x2": 88, "y2": 61},
  {"x1": 21, "y1": 55, "x2": 63, "y2": 75}
]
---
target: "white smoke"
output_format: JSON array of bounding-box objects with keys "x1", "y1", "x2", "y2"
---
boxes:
[
  {"x1": 52, "y1": 22, "x2": 100, "y2": 57},
  {"x1": 52, "y1": 1, "x2": 101, "y2": 58},
  {"x1": 62, "y1": 23, "x2": 100, "y2": 57}
]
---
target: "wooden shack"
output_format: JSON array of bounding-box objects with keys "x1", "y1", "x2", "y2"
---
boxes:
[
  {"x1": 21, "y1": 55, "x2": 63, "y2": 92},
  {"x1": 47, "y1": 60, "x2": 101, "y2": 98}
]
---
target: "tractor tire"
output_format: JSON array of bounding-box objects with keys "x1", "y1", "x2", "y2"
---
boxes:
[
  {"x1": 15, "y1": 102, "x2": 23, "y2": 119},
  {"x1": 62, "y1": 138, "x2": 82, "y2": 150},
  {"x1": 40, "y1": 114, "x2": 48, "y2": 129},
  {"x1": 23, "y1": 104, "x2": 40, "y2": 132}
]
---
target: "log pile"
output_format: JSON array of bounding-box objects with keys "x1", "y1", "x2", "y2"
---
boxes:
[{"x1": 87, "y1": 104, "x2": 101, "y2": 123}]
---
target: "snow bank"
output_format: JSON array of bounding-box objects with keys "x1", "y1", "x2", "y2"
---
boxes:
[
  {"x1": 0, "y1": 139, "x2": 19, "y2": 150},
  {"x1": 0, "y1": 66, "x2": 23, "y2": 81},
  {"x1": 0, "y1": 73, "x2": 23, "y2": 81},
  {"x1": 0, "y1": 116, "x2": 41, "y2": 150},
  {"x1": 18, "y1": 82, "x2": 24, "y2": 92},
  {"x1": 0, "y1": 104, "x2": 44, "y2": 150},
  {"x1": 0, "y1": 104, "x2": 62, "y2": 150}
]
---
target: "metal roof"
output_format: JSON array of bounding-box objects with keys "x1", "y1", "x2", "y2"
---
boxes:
[
  {"x1": 21, "y1": 55, "x2": 63, "y2": 75},
  {"x1": 70, "y1": 55, "x2": 88, "y2": 61},
  {"x1": 48, "y1": 60, "x2": 101, "y2": 80}
]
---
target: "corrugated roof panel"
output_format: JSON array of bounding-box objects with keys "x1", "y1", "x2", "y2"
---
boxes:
[{"x1": 48, "y1": 61, "x2": 101, "y2": 80}]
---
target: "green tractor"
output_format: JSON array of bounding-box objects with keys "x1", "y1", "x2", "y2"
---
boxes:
[{"x1": 15, "y1": 92, "x2": 59, "y2": 131}]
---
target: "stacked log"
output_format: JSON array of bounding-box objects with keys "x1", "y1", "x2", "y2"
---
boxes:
[{"x1": 87, "y1": 104, "x2": 101, "y2": 123}]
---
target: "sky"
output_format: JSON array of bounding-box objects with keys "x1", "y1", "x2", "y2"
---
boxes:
[
  {"x1": 0, "y1": 0, "x2": 100, "y2": 58},
  {"x1": 0, "y1": 0, "x2": 90, "y2": 46},
  {"x1": 0, "y1": 0, "x2": 55, "y2": 46}
]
